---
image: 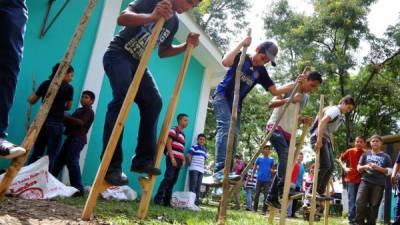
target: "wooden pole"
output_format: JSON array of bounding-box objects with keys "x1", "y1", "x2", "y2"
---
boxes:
[
  {"x1": 323, "y1": 102, "x2": 334, "y2": 225},
  {"x1": 323, "y1": 178, "x2": 332, "y2": 225},
  {"x1": 217, "y1": 29, "x2": 251, "y2": 225},
  {"x1": 81, "y1": 18, "x2": 166, "y2": 221},
  {"x1": 267, "y1": 124, "x2": 310, "y2": 224},
  {"x1": 0, "y1": 0, "x2": 98, "y2": 200},
  {"x1": 279, "y1": 103, "x2": 300, "y2": 225},
  {"x1": 227, "y1": 67, "x2": 310, "y2": 197},
  {"x1": 26, "y1": 75, "x2": 36, "y2": 133},
  {"x1": 137, "y1": 44, "x2": 194, "y2": 219},
  {"x1": 309, "y1": 95, "x2": 325, "y2": 224}
]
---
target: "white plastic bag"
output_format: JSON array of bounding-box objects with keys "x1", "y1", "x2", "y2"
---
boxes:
[
  {"x1": 0, "y1": 156, "x2": 78, "y2": 199},
  {"x1": 170, "y1": 191, "x2": 199, "y2": 211},
  {"x1": 100, "y1": 185, "x2": 137, "y2": 201}
]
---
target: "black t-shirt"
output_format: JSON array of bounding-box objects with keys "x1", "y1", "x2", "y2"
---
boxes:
[
  {"x1": 358, "y1": 150, "x2": 392, "y2": 186},
  {"x1": 36, "y1": 80, "x2": 73, "y2": 122},
  {"x1": 108, "y1": 0, "x2": 179, "y2": 60},
  {"x1": 64, "y1": 106, "x2": 94, "y2": 143}
]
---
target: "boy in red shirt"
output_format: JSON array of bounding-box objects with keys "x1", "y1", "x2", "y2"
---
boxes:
[{"x1": 339, "y1": 136, "x2": 366, "y2": 225}]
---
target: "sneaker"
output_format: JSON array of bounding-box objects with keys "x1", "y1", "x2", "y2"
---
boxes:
[
  {"x1": 105, "y1": 171, "x2": 129, "y2": 186},
  {"x1": 212, "y1": 169, "x2": 240, "y2": 183},
  {"x1": 0, "y1": 139, "x2": 26, "y2": 159},
  {"x1": 266, "y1": 196, "x2": 281, "y2": 209},
  {"x1": 130, "y1": 163, "x2": 161, "y2": 176}
]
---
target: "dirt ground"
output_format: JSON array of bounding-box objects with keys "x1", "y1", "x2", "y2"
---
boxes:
[{"x1": 0, "y1": 198, "x2": 107, "y2": 225}]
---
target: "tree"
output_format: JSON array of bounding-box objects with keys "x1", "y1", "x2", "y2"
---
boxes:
[
  {"x1": 263, "y1": 0, "x2": 400, "y2": 159},
  {"x1": 264, "y1": 0, "x2": 377, "y2": 147},
  {"x1": 191, "y1": 0, "x2": 250, "y2": 51}
]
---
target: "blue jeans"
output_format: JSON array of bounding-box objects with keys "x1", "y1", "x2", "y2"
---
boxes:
[
  {"x1": 213, "y1": 93, "x2": 240, "y2": 171},
  {"x1": 348, "y1": 182, "x2": 359, "y2": 223},
  {"x1": 102, "y1": 50, "x2": 162, "y2": 173},
  {"x1": 0, "y1": 2, "x2": 27, "y2": 138},
  {"x1": 154, "y1": 157, "x2": 183, "y2": 206},
  {"x1": 245, "y1": 187, "x2": 254, "y2": 210},
  {"x1": 268, "y1": 130, "x2": 289, "y2": 198},
  {"x1": 394, "y1": 179, "x2": 400, "y2": 225},
  {"x1": 189, "y1": 170, "x2": 203, "y2": 206},
  {"x1": 28, "y1": 119, "x2": 64, "y2": 172},
  {"x1": 51, "y1": 136, "x2": 86, "y2": 192}
]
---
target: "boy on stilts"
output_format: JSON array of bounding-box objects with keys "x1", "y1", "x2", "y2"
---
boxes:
[{"x1": 100, "y1": 0, "x2": 200, "y2": 186}]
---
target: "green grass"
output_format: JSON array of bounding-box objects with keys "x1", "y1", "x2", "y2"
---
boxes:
[{"x1": 58, "y1": 197, "x2": 348, "y2": 225}]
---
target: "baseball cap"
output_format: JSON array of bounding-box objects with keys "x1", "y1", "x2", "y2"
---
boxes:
[{"x1": 259, "y1": 41, "x2": 278, "y2": 66}]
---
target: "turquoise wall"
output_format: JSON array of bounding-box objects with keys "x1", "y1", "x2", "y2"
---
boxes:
[
  {"x1": 1, "y1": 0, "x2": 206, "y2": 197},
  {"x1": 0, "y1": 0, "x2": 105, "y2": 168},
  {"x1": 81, "y1": 0, "x2": 205, "y2": 196}
]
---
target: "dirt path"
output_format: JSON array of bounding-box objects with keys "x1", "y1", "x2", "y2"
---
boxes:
[{"x1": 0, "y1": 197, "x2": 108, "y2": 225}]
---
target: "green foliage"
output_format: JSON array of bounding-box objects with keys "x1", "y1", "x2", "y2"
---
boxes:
[
  {"x1": 263, "y1": 0, "x2": 400, "y2": 156},
  {"x1": 191, "y1": 0, "x2": 250, "y2": 51}
]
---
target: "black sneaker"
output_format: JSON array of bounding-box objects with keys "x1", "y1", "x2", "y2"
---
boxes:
[
  {"x1": 105, "y1": 171, "x2": 129, "y2": 186},
  {"x1": 0, "y1": 138, "x2": 26, "y2": 159},
  {"x1": 130, "y1": 163, "x2": 161, "y2": 175},
  {"x1": 266, "y1": 196, "x2": 281, "y2": 209}
]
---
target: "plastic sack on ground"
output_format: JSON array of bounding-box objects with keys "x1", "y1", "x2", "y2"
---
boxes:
[
  {"x1": 170, "y1": 191, "x2": 199, "y2": 211},
  {"x1": 100, "y1": 185, "x2": 137, "y2": 201},
  {"x1": 0, "y1": 156, "x2": 78, "y2": 199}
]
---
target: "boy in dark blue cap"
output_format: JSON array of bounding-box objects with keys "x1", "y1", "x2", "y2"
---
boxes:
[{"x1": 212, "y1": 37, "x2": 305, "y2": 181}]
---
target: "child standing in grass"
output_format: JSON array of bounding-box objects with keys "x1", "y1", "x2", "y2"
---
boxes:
[
  {"x1": 27, "y1": 63, "x2": 74, "y2": 171},
  {"x1": 186, "y1": 133, "x2": 207, "y2": 207},
  {"x1": 51, "y1": 90, "x2": 95, "y2": 196},
  {"x1": 356, "y1": 135, "x2": 392, "y2": 225}
]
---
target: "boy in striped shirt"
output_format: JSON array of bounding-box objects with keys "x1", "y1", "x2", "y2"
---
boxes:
[
  {"x1": 154, "y1": 113, "x2": 188, "y2": 206},
  {"x1": 186, "y1": 133, "x2": 207, "y2": 206}
]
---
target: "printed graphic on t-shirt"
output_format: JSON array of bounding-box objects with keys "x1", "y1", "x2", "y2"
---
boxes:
[{"x1": 124, "y1": 25, "x2": 171, "y2": 59}]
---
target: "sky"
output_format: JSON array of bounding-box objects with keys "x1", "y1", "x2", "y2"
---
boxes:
[{"x1": 230, "y1": 0, "x2": 400, "y2": 65}]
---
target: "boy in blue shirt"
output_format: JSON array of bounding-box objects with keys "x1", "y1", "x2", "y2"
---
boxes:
[
  {"x1": 212, "y1": 36, "x2": 305, "y2": 179},
  {"x1": 186, "y1": 133, "x2": 207, "y2": 206},
  {"x1": 251, "y1": 145, "x2": 274, "y2": 213}
]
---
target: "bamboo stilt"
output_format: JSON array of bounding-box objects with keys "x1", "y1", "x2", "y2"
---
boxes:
[
  {"x1": 137, "y1": 44, "x2": 194, "y2": 219},
  {"x1": 81, "y1": 18, "x2": 166, "y2": 220},
  {"x1": 0, "y1": 0, "x2": 98, "y2": 200},
  {"x1": 217, "y1": 29, "x2": 251, "y2": 225},
  {"x1": 227, "y1": 66, "x2": 310, "y2": 198},
  {"x1": 279, "y1": 104, "x2": 300, "y2": 225},
  {"x1": 309, "y1": 95, "x2": 325, "y2": 224}
]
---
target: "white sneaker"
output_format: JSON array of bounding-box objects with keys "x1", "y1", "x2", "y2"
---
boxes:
[{"x1": 0, "y1": 138, "x2": 26, "y2": 159}]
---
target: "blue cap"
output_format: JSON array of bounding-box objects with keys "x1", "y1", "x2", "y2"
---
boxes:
[{"x1": 259, "y1": 41, "x2": 278, "y2": 66}]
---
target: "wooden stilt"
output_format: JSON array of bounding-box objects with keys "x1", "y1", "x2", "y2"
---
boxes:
[
  {"x1": 81, "y1": 18, "x2": 166, "y2": 221},
  {"x1": 309, "y1": 95, "x2": 325, "y2": 225},
  {"x1": 279, "y1": 104, "x2": 300, "y2": 225},
  {"x1": 137, "y1": 44, "x2": 194, "y2": 219},
  {"x1": 0, "y1": 0, "x2": 99, "y2": 200},
  {"x1": 217, "y1": 29, "x2": 251, "y2": 225},
  {"x1": 323, "y1": 178, "x2": 332, "y2": 225},
  {"x1": 268, "y1": 206, "x2": 276, "y2": 224},
  {"x1": 227, "y1": 66, "x2": 310, "y2": 198},
  {"x1": 26, "y1": 75, "x2": 36, "y2": 133}
]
